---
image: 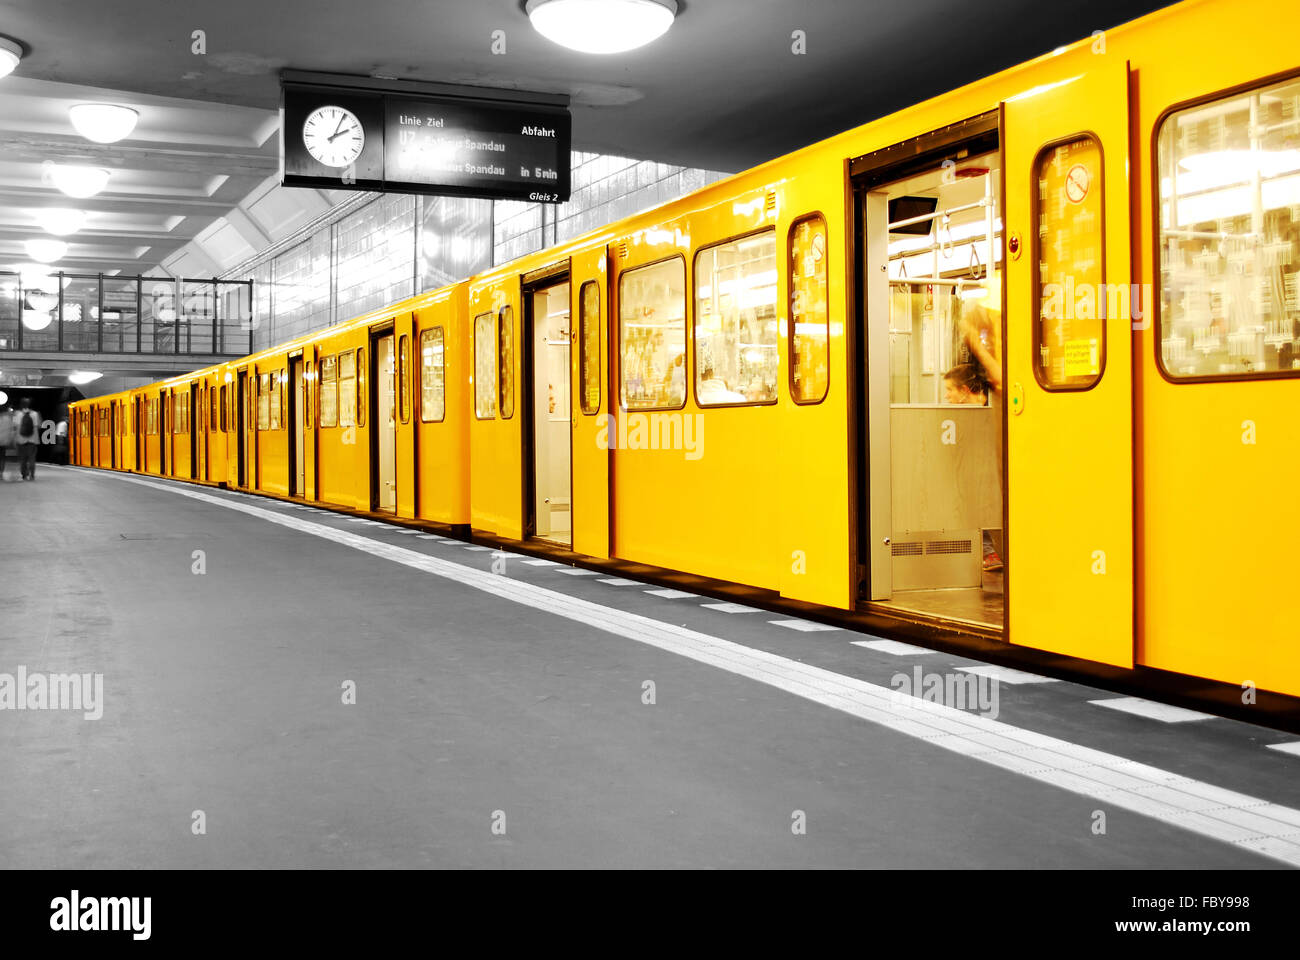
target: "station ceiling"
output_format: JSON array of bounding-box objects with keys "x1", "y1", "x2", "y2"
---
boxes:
[{"x1": 0, "y1": 0, "x2": 1173, "y2": 282}]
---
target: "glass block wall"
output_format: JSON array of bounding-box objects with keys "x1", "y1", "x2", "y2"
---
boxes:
[{"x1": 234, "y1": 151, "x2": 726, "y2": 352}]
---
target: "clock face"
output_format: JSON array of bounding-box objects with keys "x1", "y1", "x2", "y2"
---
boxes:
[{"x1": 302, "y1": 105, "x2": 365, "y2": 168}]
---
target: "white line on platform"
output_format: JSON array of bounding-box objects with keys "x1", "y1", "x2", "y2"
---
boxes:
[
  {"x1": 852, "y1": 639, "x2": 938, "y2": 656},
  {"x1": 103, "y1": 472, "x2": 1300, "y2": 868},
  {"x1": 462, "y1": 545, "x2": 493, "y2": 552},
  {"x1": 1089, "y1": 697, "x2": 1215, "y2": 723},
  {"x1": 958, "y1": 665, "x2": 1060, "y2": 685},
  {"x1": 555, "y1": 568, "x2": 600, "y2": 576},
  {"x1": 598, "y1": 578, "x2": 640, "y2": 586},
  {"x1": 521, "y1": 559, "x2": 559, "y2": 566},
  {"x1": 646, "y1": 588, "x2": 696, "y2": 599},
  {"x1": 416, "y1": 534, "x2": 442, "y2": 540},
  {"x1": 1267, "y1": 742, "x2": 1300, "y2": 758},
  {"x1": 770, "y1": 619, "x2": 840, "y2": 632},
  {"x1": 701, "y1": 602, "x2": 761, "y2": 614}
]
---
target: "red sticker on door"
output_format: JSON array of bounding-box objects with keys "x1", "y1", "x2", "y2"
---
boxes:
[{"x1": 1065, "y1": 163, "x2": 1090, "y2": 204}]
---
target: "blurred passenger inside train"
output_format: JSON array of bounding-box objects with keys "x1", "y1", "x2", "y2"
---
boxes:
[
  {"x1": 696, "y1": 363, "x2": 746, "y2": 405},
  {"x1": 942, "y1": 364, "x2": 988, "y2": 405}
]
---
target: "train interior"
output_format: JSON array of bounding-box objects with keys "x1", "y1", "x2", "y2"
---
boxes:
[
  {"x1": 528, "y1": 280, "x2": 573, "y2": 545},
  {"x1": 865, "y1": 146, "x2": 1006, "y2": 631},
  {"x1": 373, "y1": 333, "x2": 397, "y2": 513}
]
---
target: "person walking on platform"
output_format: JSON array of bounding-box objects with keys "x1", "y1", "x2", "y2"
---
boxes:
[
  {"x1": 13, "y1": 399, "x2": 40, "y2": 481},
  {"x1": 0, "y1": 403, "x2": 12, "y2": 480}
]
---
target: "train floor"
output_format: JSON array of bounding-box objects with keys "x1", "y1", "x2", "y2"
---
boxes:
[{"x1": 2, "y1": 465, "x2": 1300, "y2": 869}]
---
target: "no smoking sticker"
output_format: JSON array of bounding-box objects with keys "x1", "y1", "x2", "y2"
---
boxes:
[{"x1": 1065, "y1": 163, "x2": 1090, "y2": 204}]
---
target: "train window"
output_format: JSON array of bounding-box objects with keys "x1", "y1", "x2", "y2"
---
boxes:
[
  {"x1": 619, "y1": 257, "x2": 687, "y2": 410},
  {"x1": 498, "y1": 306, "x2": 515, "y2": 419},
  {"x1": 220, "y1": 385, "x2": 228, "y2": 432},
  {"x1": 579, "y1": 281, "x2": 601, "y2": 414},
  {"x1": 338, "y1": 351, "x2": 357, "y2": 428},
  {"x1": 420, "y1": 326, "x2": 446, "y2": 423},
  {"x1": 1033, "y1": 135, "x2": 1105, "y2": 389},
  {"x1": 208, "y1": 387, "x2": 216, "y2": 431},
  {"x1": 320, "y1": 355, "x2": 338, "y2": 427},
  {"x1": 694, "y1": 230, "x2": 779, "y2": 406},
  {"x1": 357, "y1": 347, "x2": 366, "y2": 428},
  {"x1": 270, "y1": 371, "x2": 282, "y2": 430},
  {"x1": 474, "y1": 311, "x2": 497, "y2": 419},
  {"x1": 1157, "y1": 74, "x2": 1300, "y2": 380},
  {"x1": 399, "y1": 334, "x2": 411, "y2": 423},
  {"x1": 789, "y1": 215, "x2": 831, "y2": 403},
  {"x1": 304, "y1": 363, "x2": 313, "y2": 430},
  {"x1": 257, "y1": 374, "x2": 270, "y2": 431}
]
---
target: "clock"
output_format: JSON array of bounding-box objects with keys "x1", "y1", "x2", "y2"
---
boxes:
[{"x1": 302, "y1": 105, "x2": 365, "y2": 168}]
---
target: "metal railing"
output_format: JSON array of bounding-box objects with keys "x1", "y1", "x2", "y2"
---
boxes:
[{"x1": 0, "y1": 273, "x2": 254, "y2": 357}]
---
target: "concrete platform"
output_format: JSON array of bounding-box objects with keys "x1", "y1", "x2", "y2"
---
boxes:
[{"x1": 2, "y1": 466, "x2": 1299, "y2": 869}]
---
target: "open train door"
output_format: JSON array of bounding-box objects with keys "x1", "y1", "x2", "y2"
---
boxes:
[
  {"x1": 1003, "y1": 57, "x2": 1133, "y2": 666},
  {"x1": 569, "y1": 245, "x2": 610, "y2": 559}
]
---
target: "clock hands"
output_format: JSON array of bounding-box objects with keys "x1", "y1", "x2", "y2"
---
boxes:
[{"x1": 327, "y1": 125, "x2": 355, "y2": 143}]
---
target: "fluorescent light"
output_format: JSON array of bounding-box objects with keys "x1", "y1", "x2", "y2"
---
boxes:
[
  {"x1": 48, "y1": 163, "x2": 110, "y2": 199},
  {"x1": 68, "y1": 370, "x2": 103, "y2": 385},
  {"x1": 26, "y1": 238, "x2": 67, "y2": 263},
  {"x1": 21, "y1": 309, "x2": 51, "y2": 331},
  {"x1": 1178, "y1": 148, "x2": 1300, "y2": 182},
  {"x1": 68, "y1": 103, "x2": 139, "y2": 144},
  {"x1": 526, "y1": 0, "x2": 677, "y2": 54},
  {"x1": 36, "y1": 207, "x2": 86, "y2": 236},
  {"x1": 0, "y1": 37, "x2": 21, "y2": 80}
]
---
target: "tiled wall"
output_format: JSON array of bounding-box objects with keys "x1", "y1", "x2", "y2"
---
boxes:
[{"x1": 238, "y1": 151, "x2": 725, "y2": 352}]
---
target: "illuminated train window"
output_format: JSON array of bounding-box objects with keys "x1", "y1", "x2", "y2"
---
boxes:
[
  {"x1": 619, "y1": 257, "x2": 687, "y2": 410},
  {"x1": 579, "y1": 281, "x2": 601, "y2": 415},
  {"x1": 474, "y1": 312, "x2": 496, "y2": 419},
  {"x1": 1157, "y1": 75, "x2": 1300, "y2": 380},
  {"x1": 339, "y1": 351, "x2": 357, "y2": 428},
  {"x1": 1034, "y1": 135, "x2": 1105, "y2": 390},
  {"x1": 694, "y1": 229, "x2": 779, "y2": 406},
  {"x1": 789, "y1": 215, "x2": 830, "y2": 404},
  {"x1": 320, "y1": 355, "x2": 339, "y2": 427},
  {"x1": 421, "y1": 327, "x2": 446, "y2": 423},
  {"x1": 498, "y1": 306, "x2": 515, "y2": 419}
]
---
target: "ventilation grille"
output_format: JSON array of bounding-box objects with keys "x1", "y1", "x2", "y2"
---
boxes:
[
  {"x1": 891, "y1": 541, "x2": 923, "y2": 557},
  {"x1": 926, "y1": 539, "x2": 973, "y2": 555},
  {"x1": 765, "y1": 190, "x2": 778, "y2": 216},
  {"x1": 617, "y1": 241, "x2": 629, "y2": 260}
]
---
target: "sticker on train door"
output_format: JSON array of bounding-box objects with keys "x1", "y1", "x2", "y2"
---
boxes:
[{"x1": 1063, "y1": 338, "x2": 1100, "y2": 378}]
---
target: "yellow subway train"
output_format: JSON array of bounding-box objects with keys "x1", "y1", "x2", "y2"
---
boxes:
[{"x1": 72, "y1": 0, "x2": 1300, "y2": 701}]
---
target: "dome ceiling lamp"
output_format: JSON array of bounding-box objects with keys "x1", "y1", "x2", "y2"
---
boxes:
[{"x1": 525, "y1": 0, "x2": 678, "y2": 55}]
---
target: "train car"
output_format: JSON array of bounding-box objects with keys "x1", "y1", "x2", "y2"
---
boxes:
[{"x1": 70, "y1": 0, "x2": 1300, "y2": 701}]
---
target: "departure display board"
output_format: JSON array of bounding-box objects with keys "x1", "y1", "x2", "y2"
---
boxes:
[{"x1": 281, "y1": 77, "x2": 571, "y2": 203}]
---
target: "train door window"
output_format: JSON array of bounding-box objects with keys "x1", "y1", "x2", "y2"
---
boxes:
[
  {"x1": 209, "y1": 387, "x2": 217, "y2": 431},
  {"x1": 399, "y1": 334, "x2": 411, "y2": 423},
  {"x1": 257, "y1": 373, "x2": 271, "y2": 430},
  {"x1": 304, "y1": 363, "x2": 313, "y2": 430},
  {"x1": 694, "y1": 229, "x2": 779, "y2": 405},
  {"x1": 871, "y1": 147, "x2": 1004, "y2": 630},
  {"x1": 474, "y1": 311, "x2": 497, "y2": 418},
  {"x1": 320, "y1": 355, "x2": 339, "y2": 427},
  {"x1": 790, "y1": 214, "x2": 831, "y2": 403},
  {"x1": 498, "y1": 306, "x2": 515, "y2": 419},
  {"x1": 420, "y1": 327, "x2": 446, "y2": 422},
  {"x1": 356, "y1": 347, "x2": 366, "y2": 427},
  {"x1": 269, "y1": 371, "x2": 283, "y2": 429},
  {"x1": 579, "y1": 281, "x2": 601, "y2": 414},
  {"x1": 338, "y1": 351, "x2": 357, "y2": 427},
  {"x1": 1156, "y1": 74, "x2": 1300, "y2": 380},
  {"x1": 1034, "y1": 135, "x2": 1105, "y2": 389},
  {"x1": 619, "y1": 257, "x2": 687, "y2": 410}
]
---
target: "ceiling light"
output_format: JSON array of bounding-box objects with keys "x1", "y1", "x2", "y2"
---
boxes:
[
  {"x1": 0, "y1": 37, "x2": 21, "y2": 80},
  {"x1": 36, "y1": 207, "x2": 86, "y2": 236},
  {"x1": 68, "y1": 370, "x2": 103, "y2": 385},
  {"x1": 21, "y1": 309, "x2": 52, "y2": 331},
  {"x1": 0, "y1": 391, "x2": 7, "y2": 406},
  {"x1": 526, "y1": 0, "x2": 677, "y2": 54},
  {"x1": 68, "y1": 103, "x2": 139, "y2": 144},
  {"x1": 14, "y1": 265, "x2": 63, "y2": 294},
  {"x1": 48, "y1": 163, "x2": 110, "y2": 199},
  {"x1": 26, "y1": 238, "x2": 67, "y2": 263},
  {"x1": 25, "y1": 291, "x2": 57, "y2": 313}
]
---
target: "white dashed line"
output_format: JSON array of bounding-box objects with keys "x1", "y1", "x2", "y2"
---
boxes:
[
  {"x1": 598, "y1": 578, "x2": 641, "y2": 586},
  {"x1": 645, "y1": 588, "x2": 697, "y2": 599},
  {"x1": 770, "y1": 619, "x2": 840, "y2": 632},
  {"x1": 958, "y1": 665, "x2": 1060, "y2": 685},
  {"x1": 701, "y1": 602, "x2": 762, "y2": 614},
  {"x1": 852, "y1": 639, "x2": 938, "y2": 656},
  {"x1": 462, "y1": 545, "x2": 493, "y2": 552},
  {"x1": 522, "y1": 559, "x2": 559, "y2": 566},
  {"x1": 1267, "y1": 742, "x2": 1300, "y2": 758},
  {"x1": 555, "y1": 568, "x2": 600, "y2": 576},
  {"x1": 1089, "y1": 697, "x2": 1215, "y2": 723}
]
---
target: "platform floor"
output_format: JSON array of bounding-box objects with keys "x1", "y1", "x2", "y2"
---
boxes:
[{"x1": 2, "y1": 466, "x2": 1299, "y2": 869}]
